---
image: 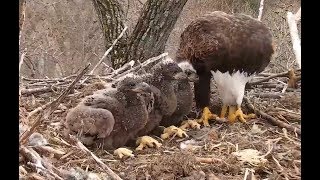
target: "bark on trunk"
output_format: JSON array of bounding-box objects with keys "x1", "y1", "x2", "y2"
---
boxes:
[
  {"x1": 124, "y1": 0, "x2": 188, "y2": 65},
  {"x1": 92, "y1": 0, "x2": 188, "y2": 69},
  {"x1": 91, "y1": 0, "x2": 128, "y2": 68}
]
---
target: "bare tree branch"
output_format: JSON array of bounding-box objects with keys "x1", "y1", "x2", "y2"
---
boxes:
[
  {"x1": 287, "y1": 7, "x2": 301, "y2": 68},
  {"x1": 88, "y1": 26, "x2": 128, "y2": 76},
  {"x1": 257, "y1": 0, "x2": 265, "y2": 21}
]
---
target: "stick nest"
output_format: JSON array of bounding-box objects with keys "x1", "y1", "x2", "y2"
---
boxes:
[{"x1": 19, "y1": 59, "x2": 301, "y2": 180}]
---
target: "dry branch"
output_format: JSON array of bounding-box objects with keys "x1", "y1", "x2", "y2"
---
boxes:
[
  {"x1": 244, "y1": 97, "x2": 301, "y2": 135},
  {"x1": 19, "y1": 0, "x2": 26, "y2": 45},
  {"x1": 249, "y1": 72, "x2": 289, "y2": 85},
  {"x1": 195, "y1": 157, "x2": 222, "y2": 164},
  {"x1": 257, "y1": 0, "x2": 265, "y2": 21},
  {"x1": 109, "y1": 60, "x2": 135, "y2": 78},
  {"x1": 113, "y1": 52, "x2": 168, "y2": 79},
  {"x1": 249, "y1": 69, "x2": 301, "y2": 86},
  {"x1": 43, "y1": 63, "x2": 91, "y2": 118},
  {"x1": 21, "y1": 86, "x2": 59, "y2": 96},
  {"x1": 34, "y1": 146, "x2": 66, "y2": 158},
  {"x1": 19, "y1": 52, "x2": 26, "y2": 74},
  {"x1": 251, "y1": 92, "x2": 283, "y2": 99},
  {"x1": 21, "y1": 52, "x2": 167, "y2": 98},
  {"x1": 20, "y1": 114, "x2": 43, "y2": 145},
  {"x1": 287, "y1": 7, "x2": 301, "y2": 68},
  {"x1": 69, "y1": 135, "x2": 123, "y2": 180},
  {"x1": 88, "y1": 26, "x2": 128, "y2": 76}
]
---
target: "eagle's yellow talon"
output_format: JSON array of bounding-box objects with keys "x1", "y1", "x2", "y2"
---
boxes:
[
  {"x1": 197, "y1": 107, "x2": 218, "y2": 127},
  {"x1": 161, "y1": 126, "x2": 188, "y2": 139},
  {"x1": 180, "y1": 120, "x2": 201, "y2": 130},
  {"x1": 113, "y1": 148, "x2": 134, "y2": 159},
  {"x1": 136, "y1": 136, "x2": 162, "y2": 150},
  {"x1": 227, "y1": 105, "x2": 255, "y2": 123}
]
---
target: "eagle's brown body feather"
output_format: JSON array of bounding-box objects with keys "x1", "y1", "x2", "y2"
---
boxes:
[{"x1": 176, "y1": 11, "x2": 274, "y2": 108}]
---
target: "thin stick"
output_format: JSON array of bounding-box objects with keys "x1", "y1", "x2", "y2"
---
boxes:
[
  {"x1": 287, "y1": 7, "x2": 301, "y2": 68},
  {"x1": 44, "y1": 63, "x2": 91, "y2": 118},
  {"x1": 19, "y1": 0, "x2": 26, "y2": 46},
  {"x1": 244, "y1": 97, "x2": 301, "y2": 135},
  {"x1": 19, "y1": 52, "x2": 26, "y2": 74},
  {"x1": 21, "y1": 86, "x2": 59, "y2": 96},
  {"x1": 109, "y1": 60, "x2": 135, "y2": 78},
  {"x1": 69, "y1": 135, "x2": 123, "y2": 180},
  {"x1": 257, "y1": 0, "x2": 265, "y2": 21},
  {"x1": 251, "y1": 92, "x2": 283, "y2": 99},
  {"x1": 19, "y1": 113, "x2": 43, "y2": 145},
  {"x1": 249, "y1": 71, "x2": 289, "y2": 85},
  {"x1": 113, "y1": 52, "x2": 168, "y2": 79},
  {"x1": 88, "y1": 26, "x2": 128, "y2": 76}
]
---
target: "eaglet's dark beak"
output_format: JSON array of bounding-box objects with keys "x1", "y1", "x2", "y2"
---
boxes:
[
  {"x1": 131, "y1": 82, "x2": 152, "y2": 93},
  {"x1": 188, "y1": 73, "x2": 199, "y2": 82},
  {"x1": 173, "y1": 72, "x2": 188, "y2": 80}
]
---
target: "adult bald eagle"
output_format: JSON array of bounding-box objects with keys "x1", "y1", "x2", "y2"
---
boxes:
[{"x1": 175, "y1": 11, "x2": 274, "y2": 124}]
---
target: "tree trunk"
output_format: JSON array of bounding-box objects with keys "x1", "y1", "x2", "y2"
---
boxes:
[
  {"x1": 124, "y1": 0, "x2": 188, "y2": 65},
  {"x1": 91, "y1": 0, "x2": 128, "y2": 68},
  {"x1": 92, "y1": 0, "x2": 188, "y2": 69}
]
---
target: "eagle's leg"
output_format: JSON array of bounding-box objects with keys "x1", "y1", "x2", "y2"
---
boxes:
[
  {"x1": 113, "y1": 147, "x2": 134, "y2": 159},
  {"x1": 196, "y1": 107, "x2": 218, "y2": 127},
  {"x1": 161, "y1": 125, "x2": 189, "y2": 139},
  {"x1": 135, "y1": 136, "x2": 162, "y2": 151},
  {"x1": 227, "y1": 105, "x2": 256, "y2": 123},
  {"x1": 220, "y1": 104, "x2": 228, "y2": 118},
  {"x1": 194, "y1": 72, "x2": 217, "y2": 126}
]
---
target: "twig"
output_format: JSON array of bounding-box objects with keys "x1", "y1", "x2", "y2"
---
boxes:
[
  {"x1": 244, "y1": 97, "x2": 301, "y2": 135},
  {"x1": 69, "y1": 135, "x2": 123, "y2": 180},
  {"x1": 109, "y1": 60, "x2": 135, "y2": 78},
  {"x1": 19, "y1": 0, "x2": 26, "y2": 46},
  {"x1": 249, "y1": 71, "x2": 289, "y2": 85},
  {"x1": 251, "y1": 92, "x2": 283, "y2": 99},
  {"x1": 195, "y1": 157, "x2": 222, "y2": 164},
  {"x1": 19, "y1": 52, "x2": 26, "y2": 74},
  {"x1": 113, "y1": 52, "x2": 168, "y2": 79},
  {"x1": 19, "y1": 113, "x2": 43, "y2": 145},
  {"x1": 44, "y1": 63, "x2": 91, "y2": 118},
  {"x1": 287, "y1": 7, "x2": 301, "y2": 68},
  {"x1": 257, "y1": 0, "x2": 265, "y2": 21},
  {"x1": 88, "y1": 26, "x2": 128, "y2": 76},
  {"x1": 21, "y1": 86, "x2": 59, "y2": 96},
  {"x1": 33, "y1": 146, "x2": 66, "y2": 158}
]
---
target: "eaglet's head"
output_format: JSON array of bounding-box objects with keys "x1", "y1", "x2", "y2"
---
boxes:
[
  {"x1": 154, "y1": 56, "x2": 188, "y2": 81},
  {"x1": 177, "y1": 61, "x2": 199, "y2": 82},
  {"x1": 114, "y1": 73, "x2": 152, "y2": 94}
]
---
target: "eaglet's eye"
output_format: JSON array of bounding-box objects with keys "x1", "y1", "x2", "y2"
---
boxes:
[{"x1": 128, "y1": 83, "x2": 136, "y2": 87}]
